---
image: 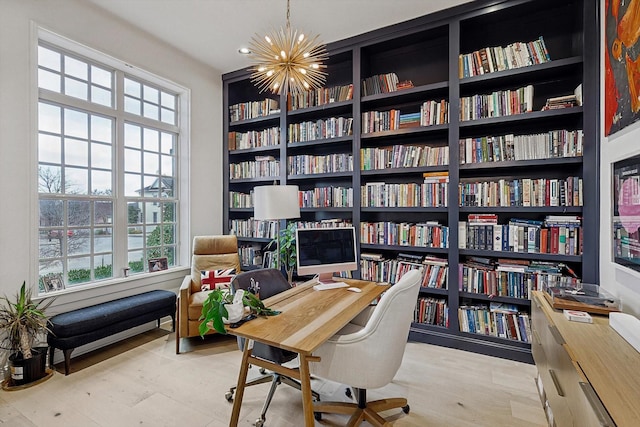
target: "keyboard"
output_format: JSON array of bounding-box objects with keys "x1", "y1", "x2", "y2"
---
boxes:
[{"x1": 313, "y1": 282, "x2": 349, "y2": 291}]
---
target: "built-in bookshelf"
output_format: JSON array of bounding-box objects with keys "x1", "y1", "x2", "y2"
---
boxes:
[{"x1": 222, "y1": 0, "x2": 598, "y2": 363}]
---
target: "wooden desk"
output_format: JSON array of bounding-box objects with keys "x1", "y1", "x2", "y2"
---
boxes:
[{"x1": 228, "y1": 278, "x2": 389, "y2": 427}]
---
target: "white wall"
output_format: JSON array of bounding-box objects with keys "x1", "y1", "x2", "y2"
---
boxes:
[
  {"x1": 599, "y1": 1, "x2": 640, "y2": 317},
  {"x1": 0, "y1": 0, "x2": 223, "y2": 312}
]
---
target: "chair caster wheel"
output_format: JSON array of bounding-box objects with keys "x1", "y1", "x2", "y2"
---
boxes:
[
  {"x1": 225, "y1": 391, "x2": 234, "y2": 402},
  {"x1": 254, "y1": 418, "x2": 265, "y2": 427},
  {"x1": 314, "y1": 412, "x2": 322, "y2": 421},
  {"x1": 402, "y1": 404, "x2": 410, "y2": 414}
]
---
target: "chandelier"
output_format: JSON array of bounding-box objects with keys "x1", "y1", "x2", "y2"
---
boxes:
[{"x1": 247, "y1": 0, "x2": 328, "y2": 96}]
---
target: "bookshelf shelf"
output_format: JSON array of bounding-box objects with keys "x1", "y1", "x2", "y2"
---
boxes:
[
  {"x1": 229, "y1": 114, "x2": 280, "y2": 128},
  {"x1": 360, "y1": 123, "x2": 449, "y2": 140},
  {"x1": 287, "y1": 136, "x2": 353, "y2": 149},
  {"x1": 223, "y1": 0, "x2": 598, "y2": 364},
  {"x1": 459, "y1": 156, "x2": 582, "y2": 171},
  {"x1": 287, "y1": 99, "x2": 353, "y2": 117},
  {"x1": 228, "y1": 145, "x2": 281, "y2": 155}
]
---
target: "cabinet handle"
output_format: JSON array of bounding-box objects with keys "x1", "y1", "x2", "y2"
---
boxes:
[
  {"x1": 579, "y1": 382, "x2": 615, "y2": 426},
  {"x1": 549, "y1": 369, "x2": 564, "y2": 397},
  {"x1": 548, "y1": 324, "x2": 565, "y2": 345}
]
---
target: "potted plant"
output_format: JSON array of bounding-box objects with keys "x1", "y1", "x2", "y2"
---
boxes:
[
  {"x1": 199, "y1": 288, "x2": 279, "y2": 336},
  {"x1": 266, "y1": 222, "x2": 297, "y2": 284},
  {"x1": 0, "y1": 282, "x2": 54, "y2": 386}
]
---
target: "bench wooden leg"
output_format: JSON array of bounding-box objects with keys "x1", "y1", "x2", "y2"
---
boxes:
[
  {"x1": 48, "y1": 346, "x2": 55, "y2": 369},
  {"x1": 175, "y1": 304, "x2": 181, "y2": 354},
  {"x1": 63, "y1": 349, "x2": 74, "y2": 375}
]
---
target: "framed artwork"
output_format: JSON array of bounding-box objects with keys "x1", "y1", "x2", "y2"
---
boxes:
[
  {"x1": 604, "y1": 0, "x2": 640, "y2": 136},
  {"x1": 148, "y1": 257, "x2": 168, "y2": 272},
  {"x1": 42, "y1": 273, "x2": 65, "y2": 292},
  {"x1": 612, "y1": 153, "x2": 640, "y2": 272}
]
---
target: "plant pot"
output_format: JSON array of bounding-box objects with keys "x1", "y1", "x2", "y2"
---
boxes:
[{"x1": 9, "y1": 347, "x2": 48, "y2": 386}]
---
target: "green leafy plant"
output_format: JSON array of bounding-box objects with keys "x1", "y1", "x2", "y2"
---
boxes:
[
  {"x1": 0, "y1": 282, "x2": 53, "y2": 359},
  {"x1": 266, "y1": 222, "x2": 297, "y2": 283},
  {"x1": 199, "y1": 289, "x2": 279, "y2": 335}
]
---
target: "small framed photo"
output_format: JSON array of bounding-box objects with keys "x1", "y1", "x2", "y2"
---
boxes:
[
  {"x1": 148, "y1": 257, "x2": 168, "y2": 272},
  {"x1": 42, "y1": 273, "x2": 65, "y2": 292}
]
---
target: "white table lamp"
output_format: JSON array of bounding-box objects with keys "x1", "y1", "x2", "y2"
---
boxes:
[{"x1": 253, "y1": 185, "x2": 300, "y2": 274}]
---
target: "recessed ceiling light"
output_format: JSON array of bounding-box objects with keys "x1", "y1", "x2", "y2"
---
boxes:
[{"x1": 238, "y1": 47, "x2": 251, "y2": 54}]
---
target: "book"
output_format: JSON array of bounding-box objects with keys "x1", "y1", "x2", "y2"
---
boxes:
[{"x1": 563, "y1": 309, "x2": 593, "y2": 323}]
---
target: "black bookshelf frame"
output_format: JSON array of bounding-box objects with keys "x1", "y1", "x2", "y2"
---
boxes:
[{"x1": 222, "y1": 0, "x2": 599, "y2": 364}]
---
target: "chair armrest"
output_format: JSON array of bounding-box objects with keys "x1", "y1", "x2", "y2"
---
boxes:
[
  {"x1": 178, "y1": 275, "x2": 194, "y2": 336},
  {"x1": 349, "y1": 305, "x2": 375, "y2": 327}
]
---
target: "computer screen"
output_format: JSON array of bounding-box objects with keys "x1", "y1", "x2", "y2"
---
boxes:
[{"x1": 295, "y1": 226, "x2": 358, "y2": 281}]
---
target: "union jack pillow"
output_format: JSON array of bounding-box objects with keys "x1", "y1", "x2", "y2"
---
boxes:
[{"x1": 201, "y1": 268, "x2": 236, "y2": 291}]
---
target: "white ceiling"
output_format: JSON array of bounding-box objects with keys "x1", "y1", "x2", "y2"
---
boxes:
[{"x1": 86, "y1": 0, "x2": 473, "y2": 75}]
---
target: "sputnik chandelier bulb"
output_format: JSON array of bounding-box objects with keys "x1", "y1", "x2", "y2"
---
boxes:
[{"x1": 248, "y1": 0, "x2": 328, "y2": 96}]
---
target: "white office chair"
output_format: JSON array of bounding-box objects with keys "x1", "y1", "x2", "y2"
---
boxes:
[{"x1": 309, "y1": 269, "x2": 423, "y2": 427}]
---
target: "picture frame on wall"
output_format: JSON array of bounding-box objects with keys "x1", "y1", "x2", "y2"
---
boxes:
[
  {"x1": 612, "y1": 153, "x2": 640, "y2": 273},
  {"x1": 604, "y1": 0, "x2": 640, "y2": 136}
]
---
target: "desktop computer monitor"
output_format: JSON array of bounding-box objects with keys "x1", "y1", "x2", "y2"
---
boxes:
[{"x1": 295, "y1": 226, "x2": 358, "y2": 282}]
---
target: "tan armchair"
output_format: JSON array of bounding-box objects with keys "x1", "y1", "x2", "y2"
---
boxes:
[{"x1": 176, "y1": 235, "x2": 240, "y2": 353}]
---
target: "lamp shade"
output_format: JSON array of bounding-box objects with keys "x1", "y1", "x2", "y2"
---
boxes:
[{"x1": 253, "y1": 185, "x2": 300, "y2": 220}]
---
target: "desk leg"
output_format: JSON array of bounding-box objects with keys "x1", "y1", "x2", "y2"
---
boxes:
[
  {"x1": 229, "y1": 340, "x2": 252, "y2": 427},
  {"x1": 298, "y1": 354, "x2": 315, "y2": 427}
]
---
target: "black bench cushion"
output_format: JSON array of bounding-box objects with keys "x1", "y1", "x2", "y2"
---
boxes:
[{"x1": 49, "y1": 290, "x2": 176, "y2": 338}]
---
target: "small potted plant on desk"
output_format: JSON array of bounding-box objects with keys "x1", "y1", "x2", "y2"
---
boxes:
[
  {"x1": 0, "y1": 282, "x2": 54, "y2": 388},
  {"x1": 198, "y1": 284, "x2": 279, "y2": 336}
]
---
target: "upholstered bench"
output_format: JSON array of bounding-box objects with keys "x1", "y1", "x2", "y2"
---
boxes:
[{"x1": 48, "y1": 290, "x2": 176, "y2": 375}]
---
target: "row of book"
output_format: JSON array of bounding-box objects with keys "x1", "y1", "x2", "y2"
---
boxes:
[
  {"x1": 287, "y1": 117, "x2": 353, "y2": 143},
  {"x1": 458, "y1": 36, "x2": 551, "y2": 79},
  {"x1": 361, "y1": 72, "x2": 400, "y2": 96},
  {"x1": 460, "y1": 85, "x2": 534, "y2": 121},
  {"x1": 414, "y1": 297, "x2": 448, "y2": 326},
  {"x1": 459, "y1": 216, "x2": 582, "y2": 256},
  {"x1": 229, "y1": 98, "x2": 279, "y2": 122},
  {"x1": 360, "y1": 252, "x2": 448, "y2": 288},
  {"x1": 458, "y1": 304, "x2": 532, "y2": 343},
  {"x1": 361, "y1": 109, "x2": 400, "y2": 134},
  {"x1": 290, "y1": 219, "x2": 353, "y2": 229},
  {"x1": 361, "y1": 100, "x2": 449, "y2": 134},
  {"x1": 417, "y1": 100, "x2": 449, "y2": 127},
  {"x1": 239, "y1": 244, "x2": 263, "y2": 267},
  {"x1": 229, "y1": 191, "x2": 253, "y2": 208},
  {"x1": 287, "y1": 153, "x2": 353, "y2": 175},
  {"x1": 458, "y1": 257, "x2": 580, "y2": 300},
  {"x1": 288, "y1": 83, "x2": 353, "y2": 110},
  {"x1": 229, "y1": 218, "x2": 278, "y2": 239},
  {"x1": 361, "y1": 181, "x2": 449, "y2": 208},
  {"x1": 228, "y1": 127, "x2": 280, "y2": 151},
  {"x1": 299, "y1": 186, "x2": 353, "y2": 208},
  {"x1": 458, "y1": 176, "x2": 583, "y2": 207},
  {"x1": 360, "y1": 221, "x2": 449, "y2": 249},
  {"x1": 229, "y1": 158, "x2": 280, "y2": 180},
  {"x1": 361, "y1": 144, "x2": 449, "y2": 170},
  {"x1": 459, "y1": 129, "x2": 584, "y2": 164}
]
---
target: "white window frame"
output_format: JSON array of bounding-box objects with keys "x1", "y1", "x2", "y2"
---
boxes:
[{"x1": 33, "y1": 27, "x2": 191, "y2": 294}]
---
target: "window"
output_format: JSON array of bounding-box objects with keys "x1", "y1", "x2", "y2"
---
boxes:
[{"x1": 37, "y1": 37, "x2": 185, "y2": 292}]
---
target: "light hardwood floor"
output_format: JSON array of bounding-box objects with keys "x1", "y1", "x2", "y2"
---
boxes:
[{"x1": 0, "y1": 324, "x2": 547, "y2": 426}]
